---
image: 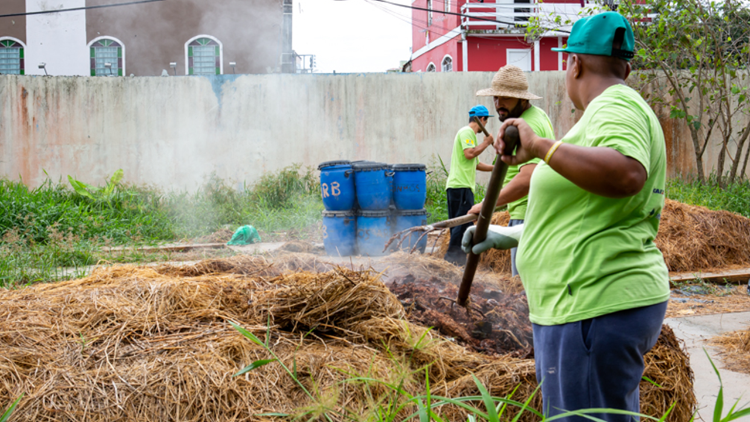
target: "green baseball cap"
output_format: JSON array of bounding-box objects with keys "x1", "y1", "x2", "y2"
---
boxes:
[{"x1": 551, "y1": 11, "x2": 635, "y2": 61}]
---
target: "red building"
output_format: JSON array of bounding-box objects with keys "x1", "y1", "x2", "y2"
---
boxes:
[{"x1": 410, "y1": 0, "x2": 584, "y2": 72}]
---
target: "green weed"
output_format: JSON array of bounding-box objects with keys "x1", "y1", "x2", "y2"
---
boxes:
[
  {"x1": 667, "y1": 175, "x2": 750, "y2": 218},
  {"x1": 0, "y1": 165, "x2": 323, "y2": 286},
  {"x1": 426, "y1": 155, "x2": 486, "y2": 225},
  {"x1": 1, "y1": 394, "x2": 22, "y2": 422},
  {"x1": 162, "y1": 168, "x2": 323, "y2": 240},
  {"x1": 703, "y1": 349, "x2": 750, "y2": 422}
]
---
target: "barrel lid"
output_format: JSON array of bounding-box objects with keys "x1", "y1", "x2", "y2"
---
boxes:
[
  {"x1": 395, "y1": 208, "x2": 427, "y2": 216},
  {"x1": 318, "y1": 160, "x2": 351, "y2": 170},
  {"x1": 322, "y1": 210, "x2": 356, "y2": 217},
  {"x1": 391, "y1": 163, "x2": 426, "y2": 171},
  {"x1": 352, "y1": 162, "x2": 388, "y2": 171},
  {"x1": 357, "y1": 210, "x2": 390, "y2": 217}
]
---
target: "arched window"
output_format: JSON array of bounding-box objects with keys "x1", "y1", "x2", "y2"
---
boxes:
[
  {"x1": 0, "y1": 38, "x2": 25, "y2": 75},
  {"x1": 426, "y1": 63, "x2": 436, "y2": 72},
  {"x1": 88, "y1": 37, "x2": 124, "y2": 76},
  {"x1": 442, "y1": 55, "x2": 453, "y2": 72},
  {"x1": 186, "y1": 36, "x2": 223, "y2": 75}
]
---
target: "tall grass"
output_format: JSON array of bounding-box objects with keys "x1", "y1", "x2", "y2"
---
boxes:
[
  {"x1": 425, "y1": 155, "x2": 486, "y2": 224},
  {"x1": 0, "y1": 177, "x2": 174, "y2": 244},
  {"x1": 667, "y1": 175, "x2": 750, "y2": 218},
  {"x1": 163, "y1": 166, "x2": 322, "y2": 239},
  {"x1": 0, "y1": 165, "x2": 323, "y2": 287}
]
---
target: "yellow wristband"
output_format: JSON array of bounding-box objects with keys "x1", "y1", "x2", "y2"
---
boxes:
[{"x1": 544, "y1": 140, "x2": 564, "y2": 164}]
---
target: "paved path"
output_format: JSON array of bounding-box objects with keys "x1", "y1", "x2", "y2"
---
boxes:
[{"x1": 665, "y1": 312, "x2": 750, "y2": 421}]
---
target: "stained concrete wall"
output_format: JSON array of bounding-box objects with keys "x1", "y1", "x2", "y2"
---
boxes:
[{"x1": 0, "y1": 72, "x2": 738, "y2": 190}]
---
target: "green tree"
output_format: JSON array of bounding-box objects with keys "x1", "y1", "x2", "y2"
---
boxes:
[{"x1": 528, "y1": 0, "x2": 750, "y2": 186}]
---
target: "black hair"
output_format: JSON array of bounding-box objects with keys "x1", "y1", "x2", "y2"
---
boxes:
[{"x1": 469, "y1": 116, "x2": 488, "y2": 124}]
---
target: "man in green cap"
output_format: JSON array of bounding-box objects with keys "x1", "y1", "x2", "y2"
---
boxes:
[{"x1": 462, "y1": 11, "x2": 669, "y2": 421}]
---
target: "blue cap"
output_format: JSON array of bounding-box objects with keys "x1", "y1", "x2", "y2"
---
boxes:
[{"x1": 469, "y1": 105, "x2": 493, "y2": 118}]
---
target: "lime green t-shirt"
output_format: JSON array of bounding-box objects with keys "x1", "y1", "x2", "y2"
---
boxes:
[
  {"x1": 516, "y1": 84, "x2": 670, "y2": 326},
  {"x1": 446, "y1": 126, "x2": 480, "y2": 192},
  {"x1": 502, "y1": 105, "x2": 555, "y2": 220}
]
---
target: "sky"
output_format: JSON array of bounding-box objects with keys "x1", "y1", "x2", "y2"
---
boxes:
[{"x1": 292, "y1": 0, "x2": 414, "y2": 73}]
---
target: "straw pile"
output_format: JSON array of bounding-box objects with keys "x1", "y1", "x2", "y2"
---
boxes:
[
  {"x1": 656, "y1": 200, "x2": 750, "y2": 272},
  {"x1": 710, "y1": 328, "x2": 750, "y2": 374},
  {"x1": 437, "y1": 200, "x2": 750, "y2": 274},
  {"x1": 0, "y1": 255, "x2": 695, "y2": 421}
]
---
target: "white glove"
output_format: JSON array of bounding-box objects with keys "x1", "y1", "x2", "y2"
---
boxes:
[{"x1": 461, "y1": 224, "x2": 524, "y2": 255}]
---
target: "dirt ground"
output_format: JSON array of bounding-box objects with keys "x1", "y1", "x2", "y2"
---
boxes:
[{"x1": 666, "y1": 284, "x2": 750, "y2": 318}]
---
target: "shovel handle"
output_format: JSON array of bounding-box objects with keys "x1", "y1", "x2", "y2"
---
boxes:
[
  {"x1": 473, "y1": 116, "x2": 491, "y2": 137},
  {"x1": 432, "y1": 213, "x2": 478, "y2": 230},
  {"x1": 457, "y1": 125, "x2": 520, "y2": 306}
]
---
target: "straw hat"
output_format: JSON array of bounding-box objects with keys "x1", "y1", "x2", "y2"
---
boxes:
[{"x1": 476, "y1": 65, "x2": 542, "y2": 100}]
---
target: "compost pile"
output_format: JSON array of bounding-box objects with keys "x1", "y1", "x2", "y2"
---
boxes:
[
  {"x1": 437, "y1": 199, "x2": 750, "y2": 274},
  {"x1": 0, "y1": 254, "x2": 695, "y2": 421},
  {"x1": 656, "y1": 199, "x2": 750, "y2": 271},
  {"x1": 385, "y1": 254, "x2": 532, "y2": 357}
]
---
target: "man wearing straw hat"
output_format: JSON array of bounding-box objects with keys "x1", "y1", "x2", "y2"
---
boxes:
[
  {"x1": 463, "y1": 11, "x2": 669, "y2": 422},
  {"x1": 468, "y1": 65, "x2": 555, "y2": 277}
]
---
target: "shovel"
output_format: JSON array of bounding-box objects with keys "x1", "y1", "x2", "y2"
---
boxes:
[
  {"x1": 385, "y1": 118, "x2": 519, "y2": 311},
  {"x1": 457, "y1": 119, "x2": 519, "y2": 307}
]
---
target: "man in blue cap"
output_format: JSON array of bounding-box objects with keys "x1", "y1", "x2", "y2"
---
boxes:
[
  {"x1": 443, "y1": 105, "x2": 495, "y2": 266},
  {"x1": 463, "y1": 11, "x2": 669, "y2": 421}
]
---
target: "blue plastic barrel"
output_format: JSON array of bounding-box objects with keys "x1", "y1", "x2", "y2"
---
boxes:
[
  {"x1": 356, "y1": 210, "x2": 392, "y2": 257},
  {"x1": 392, "y1": 164, "x2": 427, "y2": 210},
  {"x1": 393, "y1": 209, "x2": 429, "y2": 253},
  {"x1": 318, "y1": 160, "x2": 355, "y2": 211},
  {"x1": 353, "y1": 162, "x2": 393, "y2": 210},
  {"x1": 322, "y1": 210, "x2": 356, "y2": 256},
  {"x1": 387, "y1": 164, "x2": 395, "y2": 207}
]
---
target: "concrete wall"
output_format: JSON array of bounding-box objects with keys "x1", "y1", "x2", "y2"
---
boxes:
[{"x1": 0, "y1": 72, "x2": 739, "y2": 191}]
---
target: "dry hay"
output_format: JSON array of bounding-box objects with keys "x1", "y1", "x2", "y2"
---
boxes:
[
  {"x1": 656, "y1": 200, "x2": 750, "y2": 272},
  {"x1": 192, "y1": 227, "x2": 236, "y2": 244},
  {"x1": 154, "y1": 253, "x2": 336, "y2": 278},
  {"x1": 709, "y1": 328, "x2": 750, "y2": 374},
  {"x1": 436, "y1": 200, "x2": 750, "y2": 275},
  {"x1": 639, "y1": 325, "x2": 696, "y2": 420},
  {"x1": 0, "y1": 256, "x2": 695, "y2": 421},
  {"x1": 278, "y1": 240, "x2": 325, "y2": 255}
]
